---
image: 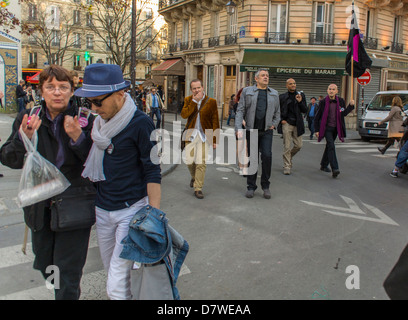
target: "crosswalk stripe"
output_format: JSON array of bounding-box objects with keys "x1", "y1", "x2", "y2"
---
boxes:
[
  {"x1": 349, "y1": 149, "x2": 398, "y2": 153},
  {"x1": 0, "y1": 263, "x2": 191, "y2": 300},
  {"x1": 0, "y1": 230, "x2": 100, "y2": 269}
]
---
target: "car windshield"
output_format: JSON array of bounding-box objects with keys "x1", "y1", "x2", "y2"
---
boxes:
[{"x1": 367, "y1": 94, "x2": 408, "y2": 111}]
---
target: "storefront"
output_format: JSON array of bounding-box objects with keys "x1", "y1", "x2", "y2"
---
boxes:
[
  {"x1": 151, "y1": 58, "x2": 185, "y2": 113},
  {"x1": 240, "y1": 49, "x2": 347, "y2": 102}
]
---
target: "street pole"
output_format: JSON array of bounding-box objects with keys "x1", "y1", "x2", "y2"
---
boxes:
[{"x1": 130, "y1": 0, "x2": 137, "y2": 100}]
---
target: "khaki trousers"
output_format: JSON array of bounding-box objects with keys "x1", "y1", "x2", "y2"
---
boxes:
[
  {"x1": 185, "y1": 135, "x2": 208, "y2": 191},
  {"x1": 282, "y1": 123, "x2": 303, "y2": 169}
]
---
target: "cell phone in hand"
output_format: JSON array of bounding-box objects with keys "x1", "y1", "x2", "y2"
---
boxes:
[
  {"x1": 27, "y1": 106, "x2": 42, "y2": 126},
  {"x1": 78, "y1": 107, "x2": 91, "y2": 128}
]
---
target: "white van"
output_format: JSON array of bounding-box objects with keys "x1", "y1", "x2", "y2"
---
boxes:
[{"x1": 358, "y1": 90, "x2": 408, "y2": 141}]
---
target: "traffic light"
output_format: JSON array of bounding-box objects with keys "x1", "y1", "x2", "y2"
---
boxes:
[{"x1": 84, "y1": 51, "x2": 90, "y2": 61}]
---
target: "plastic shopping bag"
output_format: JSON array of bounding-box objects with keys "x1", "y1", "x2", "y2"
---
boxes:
[{"x1": 17, "y1": 128, "x2": 71, "y2": 208}]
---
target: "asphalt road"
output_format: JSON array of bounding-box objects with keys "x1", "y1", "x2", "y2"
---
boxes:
[{"x1": 1, "y1": 112, "x2": 407, "y2": 300}]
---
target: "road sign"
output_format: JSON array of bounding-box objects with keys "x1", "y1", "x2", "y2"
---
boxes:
[{"x1": 357, "y1": 70, "x2": 371, "y2": 86}]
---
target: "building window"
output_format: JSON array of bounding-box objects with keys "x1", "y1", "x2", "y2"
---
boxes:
[
  {"x1": 86, "y1": 13, "x2": 93, "y2": 26},
  {"x1": 146, "y1": 47, "x2": 152, "y2": 60},
  {"x1": 195, "y1": 16, "x2": 202, "y2": 39},
  {"x1": 73, "y1": 54, "x2": 81, "y2": 67},
  {"x1": 29, "y1": 52, "x2": 37, "y2": 65},
  {"x1": 106, "y1": 57, "x2": 114, "y2": 64},
  {"x1": 47, "y1": 6, "x2": 60, "y2": 29},
  {"x1": 74, "y1": 33, "x2": 81, "y2": 48},
  {"x1": 86, "y1": 56, "x2": 93, "y2": 66},
  {"x1": 207, "y1": 66, "x2": 215, "y2": 99},
  {"x1": 211, "y1": 12, "x2": 220, "y2": 37},
  {"x1": 311, "y1": 2, "x2": 334, "y2": 44},
  {"x1": 182, "y1": 19, "x2": 189, "y2": 43},
  {"x1": 28, "y1": 4, "x2": 37, "y2": 21},
  {"x1": 393, "y1": 16, "x2": 403, "y2": 43},
  {"x1": 145, "y1": 65, "x2": 151, "y2": 75},
  {"x1": 268, "y1": 2, "x2": 288, "y2": 34},
  {"x1": 86, "y1": 34, "x2": 94, "y2": 49},
  {"x1": 73, "y1": 10, "x2": 81, "y2": 25},
  {"x1": 227, "y1": 9, "x2": 238, "y2": 35},
  {"x1": 313, "y1": 2, "x2": 333, "y2": 35},
  {"x1": 146, "y1": 27, "x2": 152, "y2": 38},
  {"x1": 51, "y1": 30, "x2": 60, "y2": 46},
  {"x1": 145, "y1": 8, "x2": 153, "y2": 19}
]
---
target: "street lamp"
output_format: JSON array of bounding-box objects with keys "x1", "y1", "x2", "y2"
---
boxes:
[{"x1": 226, "y1": 0, "x2": 237, "y2": 15}]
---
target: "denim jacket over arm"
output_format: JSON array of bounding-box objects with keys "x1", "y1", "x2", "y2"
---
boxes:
[{"x1": 120, "y1": 205, "x2": 189, "y2": 300}]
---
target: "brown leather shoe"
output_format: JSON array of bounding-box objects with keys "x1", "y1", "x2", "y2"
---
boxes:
[
  {"x1": 194, "y1": 190, "x2": 204, "y2": 199},
  {"x1": 190, "y1": 179, "x2": 194, "y2": 188}
]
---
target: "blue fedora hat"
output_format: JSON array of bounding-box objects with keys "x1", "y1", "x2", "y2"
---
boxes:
[{"x1": 74, "y1": 64, "x2": 130, "y2": 98}]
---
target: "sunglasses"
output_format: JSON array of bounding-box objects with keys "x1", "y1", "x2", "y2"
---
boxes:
[{"x1": 85, "y1": 92, "x2": 114, "y2": 107}]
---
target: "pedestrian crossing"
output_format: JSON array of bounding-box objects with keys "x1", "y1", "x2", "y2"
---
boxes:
[
  {"x1": 306, "y1": 140, "x2": 399, "y2": 158},
  {"x1": 0, "y1": 227, "x2": 191, "y2": 300}
]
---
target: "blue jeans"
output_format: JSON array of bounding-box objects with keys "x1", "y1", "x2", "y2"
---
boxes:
[
  {"x1": 308, "y1": 117, "x2": 315, "y2": 137},
  {"x1": 150, "y1": 108, "x2": 161, "y2": 129},
  {"x1": 395, "y1": 141, "x2": 408, "y2": 168},
  {"x1": 17, "y1": 97, "x2": 26, "y2": 112},
  {"x1": 246, "y1": 130, "x2": 273, "y2": 191}
]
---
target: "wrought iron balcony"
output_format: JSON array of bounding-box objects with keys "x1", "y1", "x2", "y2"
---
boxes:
[
  {"x1": 391, "y1": 42, "x2": 403, "y2": 54},
  {"x1": 159, "y1": 0, "x2": 182, "y2": 10},
  {"x1": 169, "y1": 43, "x2": 178, "y2": 53},
  {"x1": 193, "y1": 39, "x2": 203, "y2": 49},
  {"x1": 208, "y1": 36, "x2": 220, "y2": 47},
  {"x1": 180, "y1": 41, "x2": 189, "y2": 51},
  {"x1": 363, "y1": 37, "x2": 378, "y2": 50},
  {"x1": 309, "y1": 33, "x2": 335, "y2": 45},
  {"x1": 225, "y1": 33, "x2": 238, "y2": 45},
  {"x1": 264, "y1": 32, "x2": 290, "y2": 44}
]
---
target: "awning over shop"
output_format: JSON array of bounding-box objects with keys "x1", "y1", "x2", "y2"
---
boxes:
[
  {"x1": 240, "y1": 49, "x2": 348, "y2": 76},
  {"x1": 26, "y1": 71, "x2": 41, "y2": 84},
  {"x1": 151, "y1": 58, "x2": 184, "y2": 76}
]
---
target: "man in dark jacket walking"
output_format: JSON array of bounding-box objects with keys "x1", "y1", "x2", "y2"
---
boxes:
[
  {"x1": 314, "y1": 84, "x2": 354, "y2": 178},
  {"x1": 278, "y1": 78, "x2": 307, "y2": 175}
]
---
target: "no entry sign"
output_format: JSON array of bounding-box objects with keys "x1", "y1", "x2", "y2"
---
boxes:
[{"x1": 357, "y1": 71, "x2": 372, "y2": 86}]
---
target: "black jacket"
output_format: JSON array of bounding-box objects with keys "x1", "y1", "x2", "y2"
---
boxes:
[
  {"x1": 314, "y1": 96, "x2": 354, "y2": 139},
  {"x1": 0, "y1": 98, "x2": 95, "y2": 231},
  {"x1": 278, "y1": 91, "x2": 308, "y2": 136}
]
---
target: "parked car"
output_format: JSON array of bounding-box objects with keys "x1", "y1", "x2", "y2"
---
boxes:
[{"x1": 358, "y1": 90, "x2": 408, "y2": 141}]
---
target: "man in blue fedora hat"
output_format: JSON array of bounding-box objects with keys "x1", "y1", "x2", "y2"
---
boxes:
[{"x1": 75, "y1": 63, "x2": 162, "y2": 300}]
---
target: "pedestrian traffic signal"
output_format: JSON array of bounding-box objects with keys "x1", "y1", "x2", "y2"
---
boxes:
[{"x1": 84, "y1": 51, "x2": 90, "y2": 61}]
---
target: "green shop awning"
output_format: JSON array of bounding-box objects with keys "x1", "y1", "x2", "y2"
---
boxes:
[{"x1": 240, "y1": 49, "x2": 348, "y2": 76}]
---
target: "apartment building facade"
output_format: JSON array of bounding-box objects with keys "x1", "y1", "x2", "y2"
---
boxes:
[
  {"x1": 21, "y1": 0, "x2": 167, "y2": 85},
  {"x1": 159, "y1": 0, "x2": 408, "y2": 123}
]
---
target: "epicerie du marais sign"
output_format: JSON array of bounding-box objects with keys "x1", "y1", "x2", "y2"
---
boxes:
[{"x1": 241, "y1": 66, "x2": 346, "y2": 76}]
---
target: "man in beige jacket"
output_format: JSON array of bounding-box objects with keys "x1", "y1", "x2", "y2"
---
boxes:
[{"x1": 145, "y1": 87, "x2": 164, "y2": 128}]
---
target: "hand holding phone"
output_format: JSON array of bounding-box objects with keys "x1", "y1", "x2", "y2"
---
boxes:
[{"x1": 27, "y1": 106, "x2": 42, "y2": 127}]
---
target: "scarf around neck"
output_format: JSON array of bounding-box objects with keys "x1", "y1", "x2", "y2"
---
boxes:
[
  {"x1": 318, "y1": 95, "x2": 344, "y2": 143},
  {"x1": 82, "y1": 93, "x2": 136, "y2": 182}
]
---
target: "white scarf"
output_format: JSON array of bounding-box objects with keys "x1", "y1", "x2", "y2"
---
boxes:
[{"x1": 82, "y1": 93, "x2": 136, "y2": 182}]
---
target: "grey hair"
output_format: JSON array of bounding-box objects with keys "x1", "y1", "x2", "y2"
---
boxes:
[{"x1": 254, "y1": 68, "x2": 269, "y2": 78}]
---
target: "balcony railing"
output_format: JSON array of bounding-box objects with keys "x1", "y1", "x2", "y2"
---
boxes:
[
  {"x1": 193, "y1": 39, "x2": 203, "y2": 49},
  {"x1": 264, "y1": 32, "x2": 290, "y2": 44},
  {"x1": 159, "y1": 0, "x2": 181, "y2": 10},
  {"x1": 309, "y1": 33, "x2": 335, "y2": 45},
  {"x1": 180, "y1": 41, "x2": 189, "y2": 51},
  {"x1": 363, "y1": 37, "x2": 378, "y2": 50},
  {"x1": 169, "y1": 43, "x2": 178, "y2": 53},
  {"x1": 208, "y1": 36, "x2": 220, "y2": 47},
  {"x1": 225, "y1": 33, "x2": 238, "y2": 45},
  {"x1": 391, "y1": 42, "x2": 403, "y2": 54}
]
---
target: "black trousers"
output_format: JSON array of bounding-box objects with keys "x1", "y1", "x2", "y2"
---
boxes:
[
  {"x1": 320, "y1": 126, "x2": 339, "y2": 171},
  {"x1": 246, "y1": 130, "x2": 273, "y2": 191},
  {"x1": 31, "y1": 208, "x2": 91, "y2": 300}
]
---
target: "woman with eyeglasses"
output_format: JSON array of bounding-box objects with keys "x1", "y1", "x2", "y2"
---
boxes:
[{"x1": 0, "y1": 65, "x2": 96, "y2": 300}]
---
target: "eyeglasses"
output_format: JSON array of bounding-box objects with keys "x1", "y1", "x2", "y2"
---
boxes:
[
  {"x1": 43, "y1": 85, "x2": 71, "y2": 93},
  {"x1": 85, "y1": 92, "x2": 114, "y2": 107}
]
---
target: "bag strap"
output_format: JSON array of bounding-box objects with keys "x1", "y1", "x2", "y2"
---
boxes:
[{"x1": 184, "y1": 96, "x2": 209, "y2": 129}]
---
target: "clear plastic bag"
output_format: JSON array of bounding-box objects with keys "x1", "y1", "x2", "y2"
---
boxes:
[{"x1": 17, "y1": 128, "x2": 71, "y2": 208}]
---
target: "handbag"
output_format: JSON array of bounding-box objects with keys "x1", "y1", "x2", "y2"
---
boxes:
[
  {"x1": 50, "y1": 185, "x2": 96, "y2": 232},
  {"x1": 180, "y1": 97, "x2": 208, "y2": 151},
  {"x1": 383, "y1": 243, "x2": 408, "y2": 300}
]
